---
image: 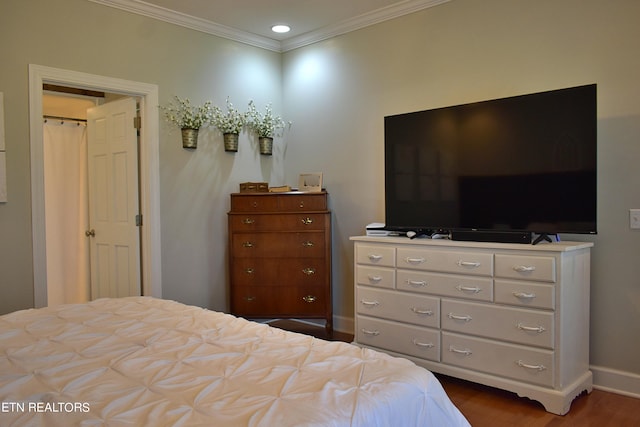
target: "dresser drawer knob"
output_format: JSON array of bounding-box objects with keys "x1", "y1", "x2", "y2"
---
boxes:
[
  {"x1": 302, "y1": 267, "x2": 316, "y2": 275},
  {"x1": 301, "y1": 217, "x2": 314, "y2": 225},
  {"x1": 407, "y1": 279, "x2": 427, "y2": 288},
  {"x1": 302, "y1": 241, "x2": 315, "y2": 247},
  {"x1": 513, "y1": 265, "x2": 536, "y2": 273},
  {"x1": 412, "y1": 339, "x2": 434, "y2": 348},
  {"x1": 449, "y1": 346, "x2": 472, "y2": 356},
  {"x1": 457, "y1": 260, "x2": 481, "y2": 268},
  {"x1": 405, "y1": 257, "x2": 425, "y2": 265},
  {"x1": 302, "y1": 295, "x2": 317, "y2": 303},
  {"x1": 360, "y1": 299, "x2": 380, "y2": 307},
  {"x1": 242, "y1": 241, "x2": 255, "y2": 248},
  {"x1": 456, "y1": 285, "x2": 482, "y2": 294},
  {"x1": 245, "y1": 268, "x2": 255, "y2": 274},
  {"x1": 361, "y1": 328, "x2": 380, "y2": 336},
  {"x1": 517, "y1": 323, "x2": 546, "y2": 333},
  {"x1": 516, "y1": 360, "x2": 547, "y2": 372},
  {"x1": 242, "y1": 218, "x2": 256, "y2": 224},
  {"x1": 410, "y1": 307, "x2": 434, "y2": 316},
  {"x1": 448, "y1": 313, "x2": 472, "y2": 322},
  {"x1": 368, "y1": 275, "x2": 382, "y2": 283},
  {"x1": 513, "y1": 291, "x2": 536, "y2": 300},
  {"x1": 299, "y1": 201, "x2": 305, "y2": 208},
  {"x1": 244, "y1": 296, "x2": 256, "y2": 302}
]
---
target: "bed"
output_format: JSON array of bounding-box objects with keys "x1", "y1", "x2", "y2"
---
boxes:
[{"x1": 0, "y1": 296, "x2": 469, "y2": 426}]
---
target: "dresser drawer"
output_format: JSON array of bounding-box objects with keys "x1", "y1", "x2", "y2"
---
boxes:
[
  {"x1": 232, "y1": 286, "x2": 327, "y2": 316},
  {"x1": 441, "y1": 299, "x2": 554, "y2": 349},
  {"x1": 495, "y1": 280, "x2": 555, "y2": 310},
  {"x1": 231, "y1": 193, "x2": 327, "y2": 212},
  {"x1": 357, "y1": 286, "x2": 439, "y2": 328},
  {"x1": 397, "y1": 270, "x2": 493, "y2": 302},
  {"x1": 495, "y1": 254, "x2": 556, "y2": 283},
  {"x1": 231, "y1": 232, "x2": 326, "y2": 258},
  {"x1": 356, "y1": 265, "x2": 395, "y2": 289},
  {"x1": 442, "y1": 332, "x2": 554, "y2": 387},
  {"x1": 232, "y1": 258, "x2": 327, "y2": 287},
  {"x1": 357, "y1": 316, "x2": 440, "y2": 362},
  {"x1": 356, "y1": 244, "x2": 396, "y2": 267},
  {"x1": 229, "y1": 213, "x2": 328, "y2": 231},
  {"x1": 397, "y1": 248, "x2": 493, "y2": 276}
]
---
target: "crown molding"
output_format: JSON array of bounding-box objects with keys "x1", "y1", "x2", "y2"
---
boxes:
[
  {"x1": 89, "y1": 0, "x2": 450, "y2": 53},
  {"x1": 281, "y1": 0, "x2": 450, "y2": 52}
]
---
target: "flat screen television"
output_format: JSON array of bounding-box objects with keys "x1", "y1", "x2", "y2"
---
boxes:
[{"x1": 384, "y1": 84, "x2": 597, "y2": 244}]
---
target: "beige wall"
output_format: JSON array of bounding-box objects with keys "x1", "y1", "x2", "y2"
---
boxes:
[{"x1": 1, "y1": 0, "x2": 639, "y2": 386}]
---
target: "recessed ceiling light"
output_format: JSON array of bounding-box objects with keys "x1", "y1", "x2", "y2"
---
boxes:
[{"x1": 271, "y1": 25, "x2": 291, "y2": 34}]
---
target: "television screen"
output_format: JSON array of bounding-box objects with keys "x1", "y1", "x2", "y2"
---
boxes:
[{"x1": 384, "y1": 84, "x2": 597, "y2": 239}]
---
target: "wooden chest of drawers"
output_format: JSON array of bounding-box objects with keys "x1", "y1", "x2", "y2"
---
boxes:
[
  {"x1": 228, "y1": 192, "x2": 332, "y2": 332},
  {"x1": 351, "y1": 236, "x2": 593, "y2": 415}
]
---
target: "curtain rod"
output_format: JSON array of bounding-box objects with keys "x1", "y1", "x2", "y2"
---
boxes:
[{"x1": 43, "y1": 115, "x2": 87, "y2": 123}]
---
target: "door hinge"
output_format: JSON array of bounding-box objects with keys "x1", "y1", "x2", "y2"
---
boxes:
[
  {"x1": 136, "y1": 214, "x2": 143, "y2": 226},
  {"x1": 133, "y1": 116, "x2": 142, "y2": 130}
]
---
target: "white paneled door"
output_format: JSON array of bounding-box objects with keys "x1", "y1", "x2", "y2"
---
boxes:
[{"x1": 87, "y1": 98, "x2": 141, "y2": 299}]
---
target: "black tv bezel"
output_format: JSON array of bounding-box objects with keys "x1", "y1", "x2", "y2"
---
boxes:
[{"x1": 383, "y1": 84, "x2": 598, "y2": 240}]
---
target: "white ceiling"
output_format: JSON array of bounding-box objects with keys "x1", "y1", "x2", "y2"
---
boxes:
[{"x1": 90, "y1": 0, "x2": 450, "y2": 51}]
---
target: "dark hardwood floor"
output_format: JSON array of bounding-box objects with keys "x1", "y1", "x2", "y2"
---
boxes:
[{"x1": 269, "y1": 320, "x2": 640, "y2": 426}]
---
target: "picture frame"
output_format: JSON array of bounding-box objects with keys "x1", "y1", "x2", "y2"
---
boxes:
[{"x1": 298, "y1": 173, "x2": 323, "y2": 192}]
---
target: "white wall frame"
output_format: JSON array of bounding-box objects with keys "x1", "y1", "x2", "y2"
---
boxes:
[{"x1": 28, "y1": 64, "x2": 162, "y2": 307}]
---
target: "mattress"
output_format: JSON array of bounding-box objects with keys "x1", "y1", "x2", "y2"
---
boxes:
[{"x1": 0, "y1": 297, "x2": 469, "y2": 426}]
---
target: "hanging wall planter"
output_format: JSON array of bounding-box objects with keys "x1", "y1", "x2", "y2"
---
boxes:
[
  {"x1": 181, "y1": 128, "x2": 199, "y2": 149},
  {"x1": 258, "y1": 136, "x2": 273, "y2": 155},
  {"x1": 223, "y1": 133, "x2": 239, "y2": 152}
]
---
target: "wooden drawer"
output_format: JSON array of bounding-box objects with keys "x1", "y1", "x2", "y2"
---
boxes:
[
  {"x1": 230, "y1": 193, "x2": 327, "y2": 212},
  {"x1": 231, "y1": 232, "x2": 326, "y2": 258},
  {"x1": 442, "y1": 332, "x2": 554, "y2": 387},
  {"x1": 495, "y1": 280, "x2": 555, "y2": 310},
  {"x1": 397, "y1": 270, "x2": 493, "y2": 302},
  {"x1": 356, "y1": 244, "x2": 396, "y2": 267},
  {"x1": 231, "y1": 258, "x2": 327, "y2": 287},
  {"x1": 441, "y1": 299, "x2": 554, "y2": 349},
  {"x1": 397, "y1": 247, "x2": 493, "y2": 276},
  {"x1": 357, "y1": 286, "x2": 439, "y2": 328},
  {"x1": 357, "y1": 315, "x2": 440, "y2": 362},
  {"x1": 229, "y1": 213, "x2": 328, "y2": 231},
  {"x1": 355, "y1": 265, "x2": 395, "y2": 289},
  {"x1": 232, "y1": 286, "x2": 326, "y2": 317},
  {"x1": 495, "y1": 254, "x2": 556, "y2": 283}
]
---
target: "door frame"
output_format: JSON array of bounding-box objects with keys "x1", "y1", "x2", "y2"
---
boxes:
[{"x1": 29, "y1": 64, "x2": 162, "y2": 307}]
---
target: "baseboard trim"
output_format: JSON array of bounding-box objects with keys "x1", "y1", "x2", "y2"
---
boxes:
[{"x1": 591, "y1": 365, "x2": 640, "y2": 399}]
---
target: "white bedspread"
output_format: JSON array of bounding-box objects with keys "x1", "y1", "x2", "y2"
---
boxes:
[{"x1": 0, "y1": 297, "x2": 469, "y2": 426}]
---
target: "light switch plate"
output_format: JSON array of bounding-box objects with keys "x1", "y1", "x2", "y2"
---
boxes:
[{"x1": 630, "y1": 209, "x2": 640, "y2": 229}]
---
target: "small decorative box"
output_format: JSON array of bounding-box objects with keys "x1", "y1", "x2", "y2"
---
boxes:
[{"x1": 239, "y1": 182, "x2": 269, "y2": 193}]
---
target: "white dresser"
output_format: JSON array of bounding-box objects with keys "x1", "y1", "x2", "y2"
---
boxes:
[{"x1": 351, "y1": 236, "x2": 593, "y2": 415}]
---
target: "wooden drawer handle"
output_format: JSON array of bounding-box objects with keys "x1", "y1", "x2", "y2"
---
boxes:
[
  {"x1": 302, "y1": 295, "x2": 317, "y2": 303},
  {"x1": 302, "y1": 267, "x2": 316, "y2": 275},
  {"x1": 301, "y1": 217, "x2": 314, "y2": 225},
  {"x1": 302, "y1": 241, "x2": 315, "y2": 247},
  {"x1": 242, "y1": 241, "x2": 254, "y2": 248},
  {"x1": 242, "y1": 218, "x2": 255, "y2": 224},
  {"x1": 244, "y1": 296, "x2": 256, "y2": 302}
]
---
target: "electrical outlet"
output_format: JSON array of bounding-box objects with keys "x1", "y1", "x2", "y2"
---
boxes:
[{"x1": 630, "y1": 209, "x2": 640, "y2": 229}]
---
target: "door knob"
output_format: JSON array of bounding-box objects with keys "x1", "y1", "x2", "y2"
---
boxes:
[{"x1": 85, "y1": 229, "x2": 96, "y2": 237}]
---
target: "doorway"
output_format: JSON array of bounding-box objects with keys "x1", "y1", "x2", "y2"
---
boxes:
[{"x1": 29, "y1": 64, "x2": 162, "y2": 308}]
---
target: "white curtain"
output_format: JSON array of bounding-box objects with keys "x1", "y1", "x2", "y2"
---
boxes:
[{"x1": 43, "y1": 120, "x2": 89, "y2": 306}]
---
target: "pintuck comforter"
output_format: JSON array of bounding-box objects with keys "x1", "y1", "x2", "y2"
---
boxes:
[{"x1": 0, "y1": 297, "x2": 469, "y2": 426}]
